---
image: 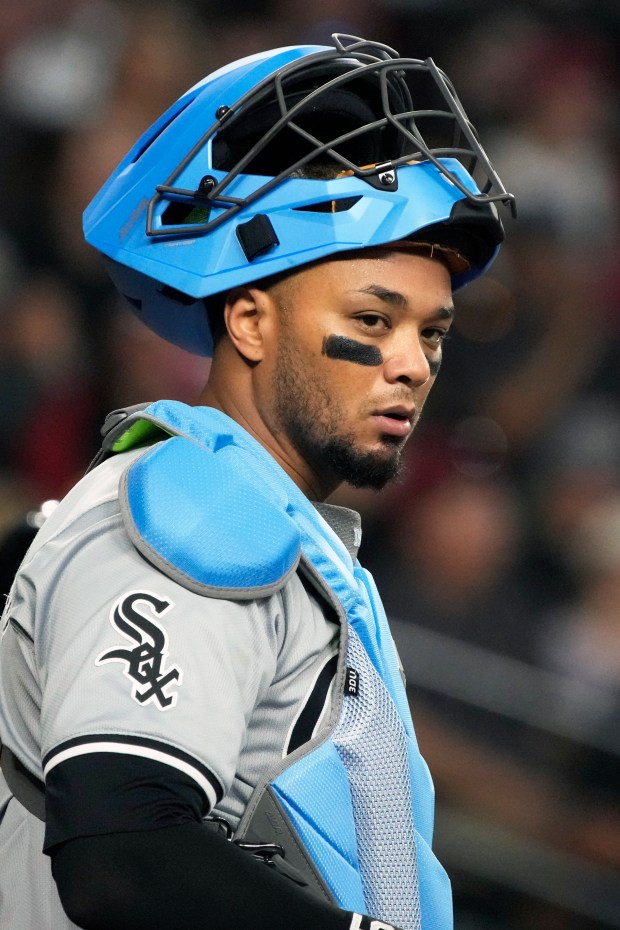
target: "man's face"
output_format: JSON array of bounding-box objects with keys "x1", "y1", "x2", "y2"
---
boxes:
[{"x1": 261, "y1": 250, "x2": 454, "y2": 495}]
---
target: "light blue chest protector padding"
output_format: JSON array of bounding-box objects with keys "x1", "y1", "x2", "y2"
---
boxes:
[{"x1": 112, "y1": 400, "x2": 452, "y2": 930}]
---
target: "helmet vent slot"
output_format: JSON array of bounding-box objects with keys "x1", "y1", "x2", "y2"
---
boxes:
[
  {"x1": 294, "y1": 196, "x2": 361, "y2": 214},
  {"x1": 161, "y1": 201, "x2": 210, "y2": 226}
]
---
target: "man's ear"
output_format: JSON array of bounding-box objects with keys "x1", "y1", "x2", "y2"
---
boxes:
[{"x1": 223, "y1": 286, "x2": 276, "y2": 363}]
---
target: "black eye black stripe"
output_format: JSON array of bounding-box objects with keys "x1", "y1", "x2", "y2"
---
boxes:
[{"x1": 322, "y1": 335, "x2": 383, "y2": 366}]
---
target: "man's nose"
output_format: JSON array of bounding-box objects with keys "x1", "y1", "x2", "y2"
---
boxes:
[{"x1": 382, "y1": 341, "x2": 431, "y2": 386}]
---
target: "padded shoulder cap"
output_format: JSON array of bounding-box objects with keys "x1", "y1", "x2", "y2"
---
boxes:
[{"x1": 120, "y1": 436, "x2": 302, "y2": 599}]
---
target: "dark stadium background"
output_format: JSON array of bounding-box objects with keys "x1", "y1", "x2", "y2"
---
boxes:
[{"x1": 0, "y1": 1, "x2": 618, "y2": 926}]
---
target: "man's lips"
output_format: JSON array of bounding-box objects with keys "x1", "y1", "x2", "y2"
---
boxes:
[{"x1": 371, "y1": 406, "x2": 415, "y2": 438}]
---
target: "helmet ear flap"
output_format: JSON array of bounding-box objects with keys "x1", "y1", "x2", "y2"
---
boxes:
[{"x1": 101, "y1": 257, "x2": 215, "y2": 357}]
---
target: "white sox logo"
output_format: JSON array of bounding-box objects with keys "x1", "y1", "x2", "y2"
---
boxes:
[{"x1": 96, "y1": 591, "x2": 182, "y2": 710}]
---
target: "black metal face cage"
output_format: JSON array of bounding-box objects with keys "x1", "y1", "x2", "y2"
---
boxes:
[{"x1": 146, "y1": 34, "x2": 516, "y2": 239}]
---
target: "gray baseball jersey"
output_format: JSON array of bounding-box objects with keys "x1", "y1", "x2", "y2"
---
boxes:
[{"x1": 0, "y1": 445, "x2": 360, "y2": 929}]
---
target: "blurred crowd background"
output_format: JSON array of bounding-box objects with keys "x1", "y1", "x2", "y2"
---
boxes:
[{"x1": 0, "y1": 0, "x2": 618, "y2": 926}]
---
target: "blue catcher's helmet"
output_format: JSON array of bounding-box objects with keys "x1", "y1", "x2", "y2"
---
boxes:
[{"x1": 84, "y1": 34, "x2": 515, "y2": 355}]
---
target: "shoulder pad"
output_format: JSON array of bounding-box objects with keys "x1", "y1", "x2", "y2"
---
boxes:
[{"x1": 120, "y1": 437, "x2": 301, "y2": 599}]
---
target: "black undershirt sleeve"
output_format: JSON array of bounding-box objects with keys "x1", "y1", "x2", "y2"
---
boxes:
[
  {"x1": 44, "y1": 752, "x2": 212, "y2": 851},
  {"x1": 45, "y1": 753, "x2": 358, "y2": 930},
  {"x1": 52, "y1": 824, "x2": 355, "y2": 930}
]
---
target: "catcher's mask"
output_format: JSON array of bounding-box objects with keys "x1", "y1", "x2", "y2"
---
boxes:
[{"x1": 84, "y1": 34, "x2": 515, "y2": 355}]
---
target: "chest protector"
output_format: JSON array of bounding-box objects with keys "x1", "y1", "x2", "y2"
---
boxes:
[{"x1": 106, "y1": 400, "x2": 452, "y2": 930}]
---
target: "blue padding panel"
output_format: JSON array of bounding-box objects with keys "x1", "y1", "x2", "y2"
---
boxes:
[
  {"x1": 125, "y1": 436, "x2": 301, "y2": 591},
  {"x1": 272, "y1": 741, "x2": 365, "y2": 912},
  {"x1": 416, "y1": 830, "x2": 453, "y2": 930}
]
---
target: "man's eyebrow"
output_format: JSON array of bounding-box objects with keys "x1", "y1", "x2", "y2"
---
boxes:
[
  {"x1": 356, "y1": 284, "x2": 455, "y2": 319},
  {"x1": 356, "y1": 284, "x2": 407, "y2": 306}
]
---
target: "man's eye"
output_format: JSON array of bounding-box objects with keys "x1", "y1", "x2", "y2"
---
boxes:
[
  {"x1": 356, "y1": 313, "x2": 389, "y2": 331},
  {"x1": 423, "y1": 327, "x2": 450, "y2": 347}
]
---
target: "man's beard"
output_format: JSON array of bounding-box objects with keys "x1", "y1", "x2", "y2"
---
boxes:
[
  {"x1": 315, "y1": 434, "x2": 404, "y2": 489},
  {"x1": 273, "y1": 340, "x2": 405, "y2": 491}
]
